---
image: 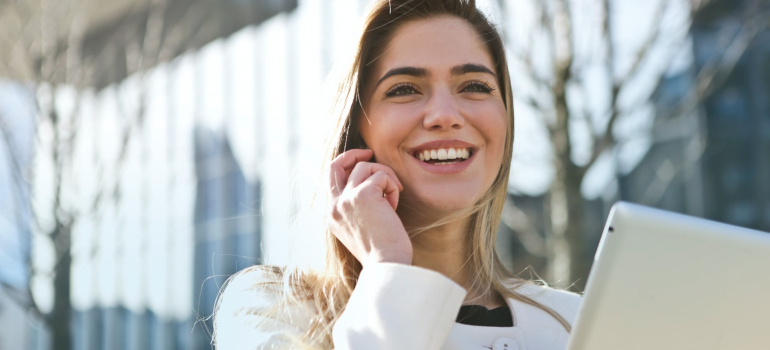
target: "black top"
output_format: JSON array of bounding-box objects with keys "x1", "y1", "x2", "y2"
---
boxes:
[{"x1": 455, "y1": 305, "x2": 514, "y2": 327}]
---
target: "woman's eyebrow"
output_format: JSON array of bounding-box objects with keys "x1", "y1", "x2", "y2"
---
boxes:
[
  {"x1": 373, "y1": 63, "x2": 496, "y2": 91},
  {"x1": 451, "y1": 63, "x2": 496, "y2": 78},
  {"x1": 374, "y1": 66, "x2": 429, "y2": 90}
]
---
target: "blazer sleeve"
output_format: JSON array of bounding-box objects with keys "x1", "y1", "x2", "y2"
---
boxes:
[
  {"x1": 215, "y1": 263, "x2": 466, "y2": 350},
  {"x1": 214, "y1": 267, "x2": 315, "y2": 350},
  {"x1": 332, "y1": 263, "x2": 467, "y2": 350}
]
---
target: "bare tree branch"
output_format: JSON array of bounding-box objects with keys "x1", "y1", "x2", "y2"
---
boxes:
[
  {"x1": 507, "y1": 0, "x2": 560, "y2": 118},
  {"x1": 547, "y1": 0, "x2": 575, "y2": 166},
  {"x1": 0, "y1": 110, "x2": 39, "y2": 316},
  {"x1": 618, "y1": 0, "x2": 669, "y2": 91},
  {"x1": 625, "y1": 8, "x2": 767, "y2": 140},
  {"x1": 535, "y1": 0, "x2": 554, "y2": 55},
  {"x1": 695, "y1": 18, "x2": 763, "y2": 97},
  {"x1": 579, "y1": 0, "x2": 619, "y2": 179},
  {"x1": 0, "y1": 282, "x2": 44, "y2": 320},
  {"x1": 510, "y1": 46, "x2": 552, "y2": 96},
  {"x1": 508, "y1": 0, "x2": 767, "y2": 288},
  {"x1": 0, "y1": 112, "x2": 29, "y2": 195},
  {"x1": 582, "y1": 0, "x2": 671, "y2": 179},
  {"x1": 582, "y1": 103, "x2": 619, "y2": 179},
  {"x1": 551, "y1": 0, "x2": 574, "y2": 87}
]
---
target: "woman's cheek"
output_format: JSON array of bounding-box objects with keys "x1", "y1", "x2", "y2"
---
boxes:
[
  {"x1": 478, "y1": 105, "x2": 507, "y2": 142},
  {"x1": 482, "y1": 106, "x2": 508, "y2": 168}
]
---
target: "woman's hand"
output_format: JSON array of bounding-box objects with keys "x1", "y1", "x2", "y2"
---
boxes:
[{"x1": 327, "y1": 149, "x2": 413, "y2": 267}]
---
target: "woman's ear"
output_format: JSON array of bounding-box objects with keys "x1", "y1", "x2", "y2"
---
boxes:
[
  {"x1": 353, "y1": 137, "x2": 374, "y2": 161},
  {"x1": 350, "y1": 131, "x2": 368, "y2": 150}
]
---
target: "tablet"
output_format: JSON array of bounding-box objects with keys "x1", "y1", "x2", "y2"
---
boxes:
[{"x1": 567, "y1": 202, "x2": 770, "y2": 350}]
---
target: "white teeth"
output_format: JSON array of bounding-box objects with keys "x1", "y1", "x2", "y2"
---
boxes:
[
  {"x1": 447, "y1": 148, "x2": 457, "y2": 159},
  {"x1": 416, "y1": 148, "x2": 471, "y2": 163}
]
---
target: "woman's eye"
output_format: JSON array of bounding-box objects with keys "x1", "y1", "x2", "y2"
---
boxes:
[
  {"x1": 463, "y1": 81, "x2": 495, "y2": 93},
  {"x1": 385, "y1": 83, "x2": 418, "y2": 97}
]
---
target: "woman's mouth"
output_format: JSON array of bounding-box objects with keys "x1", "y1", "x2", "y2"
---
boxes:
[{"x1": 414, "y1": 147, "x2": 473, "y2": 165}]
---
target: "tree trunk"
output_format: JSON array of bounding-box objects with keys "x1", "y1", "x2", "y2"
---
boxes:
[
  {"x1": 547, "y1": 162, "x2": 589, "y2": 290},
  {"x1": 565, "y1": 168, "x2": 588, "y2": 291},
  {"x1": 546, "y1": 171, "x2": 571, "y2": 288},
  {"x1": 49, "y1": 222, "x2": 72, "y2": 350},
  {"x1": 547, "y1": 54, "x2": 589, "y2": 289}
]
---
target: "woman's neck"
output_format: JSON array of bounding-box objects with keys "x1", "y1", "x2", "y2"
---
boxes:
[
  {"x1": 404, "y1": 215, "x2": 505, "y2": 309},
  {"x1": 409, "y1": 220, "x2": 472, "y2": 288}
]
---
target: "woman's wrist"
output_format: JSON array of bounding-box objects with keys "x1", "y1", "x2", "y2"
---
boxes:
[{"x1": 365, "y1": 249, "x2": 413, "y2": 266}]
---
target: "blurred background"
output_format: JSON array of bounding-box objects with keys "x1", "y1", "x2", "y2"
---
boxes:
[{"x1": 0, "y1": 0, "x2": 768, "y2": 349}]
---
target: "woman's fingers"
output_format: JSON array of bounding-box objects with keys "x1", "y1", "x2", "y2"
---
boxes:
[
  {"x1": 328, "y1": 149, "x2": 374, "y2": 197},
  {"x1": 325, "y1": 150, "x2": 412, "y2": 267},
  {"x1": 328, "y1": 149, "x2": 403, "y2": 204},
  {"x1": 347, "y1": 161, "x2": 403, "y2": 192},
  {"x1": 361, "y1": 171, "x2": 400, "y2": 210}
]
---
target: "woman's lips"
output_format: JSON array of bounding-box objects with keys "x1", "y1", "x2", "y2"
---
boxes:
[
  {"x1": 414, "y1": 147, "x2": 472, "y2": 162},
  {"x1": 408, "y1": 139, "x2": 477, "y2": 154},
  {"x1": 410, "y1": 147, "x2": 476, "y2": 174},
  {"x1": 406, "y1": 139, "x2": 478, "y2": 174}
]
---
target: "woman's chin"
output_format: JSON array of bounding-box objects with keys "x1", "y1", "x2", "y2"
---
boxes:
[{"x1": 399, "y1": 189, "x2": 481, "y2": 218}]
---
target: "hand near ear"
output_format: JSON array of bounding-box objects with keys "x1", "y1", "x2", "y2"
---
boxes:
[{"x1": 327, "y1": 149, "x2": 413, "y2": 266}]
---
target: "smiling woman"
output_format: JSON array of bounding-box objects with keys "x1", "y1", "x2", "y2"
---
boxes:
[
  {"x1": 361, "y1": 16, "x2": 508, "y2": 219},
  {"x1": 213, "y1": 1, "x2": 581, "y2": 349}
]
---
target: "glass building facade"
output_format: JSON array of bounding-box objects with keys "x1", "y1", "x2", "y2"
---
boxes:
[{"x1": 622, "y1": 0, "x2": 770, "y2": 233}]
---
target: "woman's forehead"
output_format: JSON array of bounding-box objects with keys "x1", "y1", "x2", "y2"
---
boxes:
[{"x1": 374, "y1": 16, "x2": 495, "y2": 78}]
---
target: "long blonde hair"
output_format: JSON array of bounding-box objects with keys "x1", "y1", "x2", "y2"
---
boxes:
[{"x1": 215, "y1": 0, "x2": 571, "y2": 348}]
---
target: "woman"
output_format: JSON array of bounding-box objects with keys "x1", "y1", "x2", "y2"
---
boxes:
[{"x1": 214, "y1": 0, "x2": 581, "y2": 349}]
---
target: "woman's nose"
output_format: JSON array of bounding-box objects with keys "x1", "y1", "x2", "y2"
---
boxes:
[{"x1": 423, "y1": 88, "x2": 465, "y2": 131}]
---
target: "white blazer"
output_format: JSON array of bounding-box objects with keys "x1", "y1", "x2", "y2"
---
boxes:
[{"x1": 215, "y1": 263, "x2": 582, "y2": 350}]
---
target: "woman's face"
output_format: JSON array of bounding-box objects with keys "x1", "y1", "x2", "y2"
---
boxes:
[{"x1": 360, "y1": 15, "x2": 508, "y2": 216}]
